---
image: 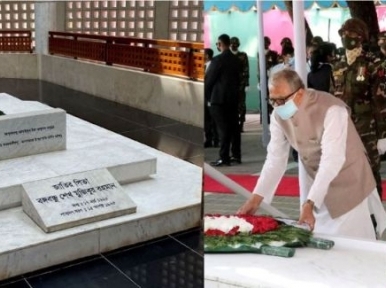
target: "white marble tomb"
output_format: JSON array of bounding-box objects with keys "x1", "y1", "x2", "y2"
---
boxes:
[
  {"x1": 205, "y1": 234, "x2": 386, "y2": 288},
  {"x1": 0, "y1": 93, "x2": 202, "y2": 280}
]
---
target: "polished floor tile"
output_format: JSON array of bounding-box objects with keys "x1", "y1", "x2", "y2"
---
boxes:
[
  {"x1": 26, "y1": 258, "x2": 139, "y2": 288},
  {"x1": 169, "y1": 227, "x2": 203, "y2": 256},
  {"x1": 156, "y1": 123, "x2": 203, "y2": 145},
  {"x1": 105, "y1": 236, "x2": 203, "y2": 288},
  {"x1": 0, "y1": 279, "x2": 30, "y2": 288},
  {"x1": 121, "y1": 128, "x2": 202, "y2": 161}
]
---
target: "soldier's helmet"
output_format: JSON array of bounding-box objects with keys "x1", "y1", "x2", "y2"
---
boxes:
[{"x1": 338, "y1": 18, "x2": 369, "y2": 42}]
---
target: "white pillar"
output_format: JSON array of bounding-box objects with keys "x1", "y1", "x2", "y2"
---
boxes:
[
  {"x1": 256, "y1": 0, "x2": 270, "y2": 147},
  {"x1": 154, "y1": 1, "x2": 171, "y2": 39},
  {"x1": 293, "y1": 1, "x2": 307, "y2": 86},
  {"x1": 35, "y1": 2, "x2": 65, "y2": 55}
]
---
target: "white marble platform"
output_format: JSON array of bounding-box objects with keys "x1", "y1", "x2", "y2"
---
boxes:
[
  {"x1": 0, "y1": 94, "x2": 156, "y2": 210},
  {"x1": 205, "y1": 234, "x2": 386, "y2": 288},
  {"x1": 0, "y1": 94, "x2": 202, "y2": 280}
]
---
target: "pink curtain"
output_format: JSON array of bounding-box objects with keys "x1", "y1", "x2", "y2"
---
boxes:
[{"x1": 263, "y1": 9, "x2": 294, "y2": 53}]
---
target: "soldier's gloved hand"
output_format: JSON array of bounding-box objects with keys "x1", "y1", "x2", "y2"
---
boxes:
[
  {"x1": 256, "y1": 83, "x2": 260, "y2": 91},
  {"x1": 377, "y1": 138, "x2": 386, "y2": 155},
  {"x1": 245, "y1": 86, "x2": 250, "y2": 93}
]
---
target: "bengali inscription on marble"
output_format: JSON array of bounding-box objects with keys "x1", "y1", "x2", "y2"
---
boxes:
[
  {"x1": 22, "y1": 168, "x2": 137, "y2": 233},
  {"x1": 0, "y1": 108, "x2": 66, "y2": 160}
]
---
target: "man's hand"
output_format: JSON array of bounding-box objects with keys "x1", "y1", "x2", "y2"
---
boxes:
[
  {"x1": 377, "y1": 138, "x2": 386, "y2": 155},
  {"x1": 237, "y1": 194, "x2": 263, "y2": 215},
  {"x1": 298, "y1": 200, "x2": 316, "y2": 231},
  {"x1": 245, "y1": 86, "x2": 250, "y2": 93}
]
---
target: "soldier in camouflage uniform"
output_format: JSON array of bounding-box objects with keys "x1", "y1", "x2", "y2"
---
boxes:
[
  {"x1": 230, "y1": 37, "x2": 250, "y2": 132},
  {"x1": 377, "y1": 31, "x2": 386, "y2": 60},
  {"x1": 334, "y1": 18, "x2": 386, "y2": 199}
]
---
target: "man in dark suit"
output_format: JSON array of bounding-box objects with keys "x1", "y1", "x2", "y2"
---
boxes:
[{"x1": 205, "y1": 34, "x2": 241, "y2": 166}]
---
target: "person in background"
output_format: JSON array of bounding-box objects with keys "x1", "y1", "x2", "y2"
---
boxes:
[
  {"x1": 264, "y1": 36, "x2": 279, "y2": 72},
  {"x1": 307, "y1": 42, "x2": 336, "y2": 94},
  {"x1": 306, "y1": 43, "x2": 318, "y2": 72},
  {"x1": 310, "y1": 36, "x2": 324, "y2": 46},
  {"x1": 258, "y1": 36, "x2": 279, "y2": 124},
  {"x1": 205, "y1": 34, "x2": 241, "y2": 167},
  {"x1": 334, "y1": 18, "x2": 386, "y2": 200},
  {"x1": 204, "y1": 48, "x2": 219, "y2": 148},
  {"x1": 230, "y1": 37, "x2": 249, "y2": 135},
  {"x1": 377, "y1": 31, "x2": 386, "y2": 60},
  {"x1": 270, "y1": 45, "x2": 295, "y2": 75},
  {"x1": 237, "y1": 69, "x2": 386, "y2": 240},
  {"x1": 278, "y1": 37, "x2": 293, "y2": 63}
]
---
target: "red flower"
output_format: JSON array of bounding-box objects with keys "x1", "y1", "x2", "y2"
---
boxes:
[
  {"x1": 205, "y1": 229, "x2": 226, "y2": 236},
  {"x1": 238, "y1": 215, "x2": 279, "y2": 234},
  {"x1": 204, "y1": 215, "x2": 279, "y2": 236}
]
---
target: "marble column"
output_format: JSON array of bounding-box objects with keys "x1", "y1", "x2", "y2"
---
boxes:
[
  {"x1": 256, "y1": 0, "x2": 270, "y2": 147},
  {"x1": 154, "y1": 1, "x2": 171, "y2": 39},
  {"x1": 34, "y1": 1, "x2": 66, "y2": 55},
  {"x1": 293, "y1": 0, "x2": 307, "y2": 86}
]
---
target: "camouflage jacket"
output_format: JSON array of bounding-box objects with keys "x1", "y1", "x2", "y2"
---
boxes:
[
  {"x1": 372, "y1": 54, "x2": 386, "y2": 139},
  {"x1": 235, "y1": 51, "x2": 249, "y2": 88},
  {"x1": 333, "y1": 50, "x2": 386, "y2": 139}
]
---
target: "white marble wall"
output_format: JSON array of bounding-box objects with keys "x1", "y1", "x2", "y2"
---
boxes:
[
  {"x1": 41, "y1": 55, "x2": 204, "y2": 127},
  {"x1": 0, "y1": 53, "x2": 203, "y2": 128},
  {"x1": 0, "y1": 54, "x2": 38, "y2": 79}
]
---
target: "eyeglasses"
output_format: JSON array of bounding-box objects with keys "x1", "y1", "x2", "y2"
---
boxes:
[{"x1": 269, "y1": 88, "x2": 300, "y2": 107}]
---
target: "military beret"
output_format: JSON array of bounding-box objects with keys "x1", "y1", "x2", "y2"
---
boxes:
[{"x1": 338, "y1": 18, "x2": 369, "y2": 42}]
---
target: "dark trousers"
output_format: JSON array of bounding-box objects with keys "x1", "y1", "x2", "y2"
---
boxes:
[
  {"x1": 204, "y1": 102, "x2": 218, "y2": 145},
  {"x1": 211, "y1": 104, "x2": 239, "y2": 162}
]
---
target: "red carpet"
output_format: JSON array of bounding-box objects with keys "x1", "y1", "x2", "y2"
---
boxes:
[{"x1": 203, "y1": 174, "x2": 386, "y2": 201}]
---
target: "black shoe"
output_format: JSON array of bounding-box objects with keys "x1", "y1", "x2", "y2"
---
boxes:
[
  {"x1": 213, "y1": 141, "x2": 219, "y2": 148},
  {"x1": 210, "y1": 159, "x2": 231, "y2": 167},
  {"x1": 230, "y1": 157, "x2": 242, "y2": 164},
  {"x1": 204, "y1": 141, "x2": 213, "y2": 148}
]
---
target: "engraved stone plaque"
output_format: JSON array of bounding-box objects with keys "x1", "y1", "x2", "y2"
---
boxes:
[
  {"x1": 0, "y1": 108, "x2": 66, "y2": 160},
  {"x1": 22, "y1": 168, "x2": 137, "y2": 233}
]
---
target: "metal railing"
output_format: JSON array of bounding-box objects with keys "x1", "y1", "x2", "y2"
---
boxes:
[
  {"x1": 0, "y1": 30, "x2": 32, "y2": 53},
  {"x1": 48, "y1": 31, "x2": 204, "y2": 81}
]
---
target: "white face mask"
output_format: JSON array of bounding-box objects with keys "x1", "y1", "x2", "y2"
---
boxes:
[{"x1": 275, "y1": 99, "x2": 298, "y2": 120}]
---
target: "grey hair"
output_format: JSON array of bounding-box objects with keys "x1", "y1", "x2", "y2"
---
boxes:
[{"x1": 268, "y1": 69, "x2": 305, "y2": 91}]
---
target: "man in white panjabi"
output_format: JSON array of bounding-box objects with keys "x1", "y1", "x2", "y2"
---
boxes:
[{"x1": 238, "y1": 69, "x2": 386, "y2": 240}]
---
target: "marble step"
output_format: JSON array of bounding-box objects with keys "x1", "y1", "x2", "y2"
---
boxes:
[
  {"x1": 0, "y1": 141, "x2": 157, "y2": 210},
  {"x1": 0, "y1": 151, "x2": 202, "y2": 279}
]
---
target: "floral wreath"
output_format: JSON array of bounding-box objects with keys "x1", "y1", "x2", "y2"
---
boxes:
[{"x1": 204, "y1": 214, "x2": 334, "y2": 257}]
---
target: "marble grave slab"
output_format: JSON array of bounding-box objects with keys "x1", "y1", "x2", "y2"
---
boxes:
[
  {"x1": 0, "y1": 94, "x2": 202, "y2": 280},
  {"x1": 22, "y1": 169, "x2": 137, "y2": 233},
  {"x1": 0, "y1": 108, "x2": 66, "y2": 160}
]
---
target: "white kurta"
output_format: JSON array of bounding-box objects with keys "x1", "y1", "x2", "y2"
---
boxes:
[{"x1": 253, "y1": 105, "x2": 386, "y2": 240}]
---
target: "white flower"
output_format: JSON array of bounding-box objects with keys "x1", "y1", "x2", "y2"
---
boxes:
[{"x1": 204, "y1": 215, "x2": 253, "y2": 234}]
